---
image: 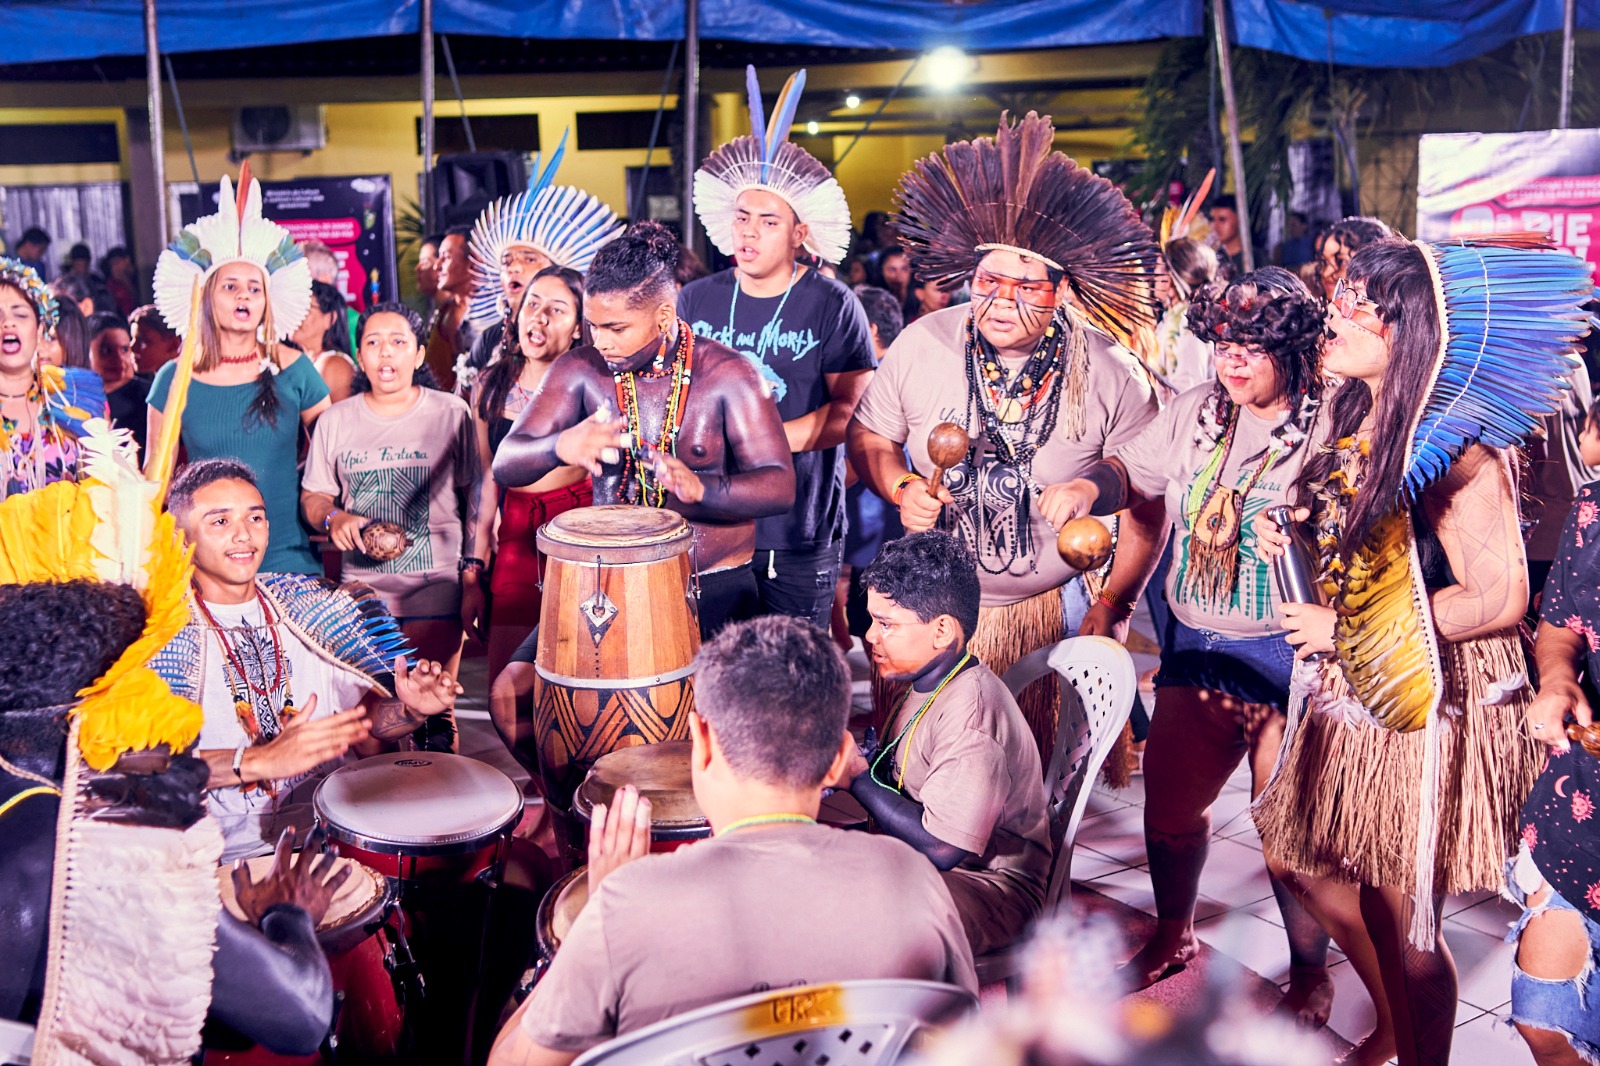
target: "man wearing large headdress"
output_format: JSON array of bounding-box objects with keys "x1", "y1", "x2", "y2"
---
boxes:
[
  {"x1": 848, "y1": 112, "x2": 1167, "y2": 768},
  {"x1": 680, "y1": 68, "x2": 876, "y2": 627}
]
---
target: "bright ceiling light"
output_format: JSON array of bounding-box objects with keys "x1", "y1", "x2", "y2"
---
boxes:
[
  {"x1": 845, "y1": 93, "x2": 862, "y2": 109},
  {"x1": 807, "y1": 120, "x2": 820, "y2": 135},
  {"x1": 925, "y1": 46, "x2": 973, "y2": 91}
]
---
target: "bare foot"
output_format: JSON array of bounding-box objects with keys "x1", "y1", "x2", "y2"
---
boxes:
[
  {"x1": 1334, "y1": 1028, "x2": 1397, "y2": 1066},
  {"x1": 1277, "y1": 964, "x2": 1334, "y2": 1029},
  {"x1": 1118, "y1": 926, "x2": 1200, "y2": 991}
]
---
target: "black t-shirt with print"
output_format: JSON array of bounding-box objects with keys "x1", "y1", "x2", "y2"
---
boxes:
[{"x1": 679, "y1": 268, "x2": 874, "y2": 550}]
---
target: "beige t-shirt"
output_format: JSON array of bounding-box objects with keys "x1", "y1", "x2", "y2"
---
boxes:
[
  {"x1": 883, "y1": 662, "x2": 1051, "y2": 954},
  {"x1": 852, "y1": 305, "x2": 1158, "y2": 606},
  {"x1": 302, "y1": 388, "x2": 479, "y2": 618},
  {"x1": 1116, "y1": 385, "x2": 1315, "y2": 638},
  {"x1": 522, "y1": 822, "x2": 977, "y2": 1052}
]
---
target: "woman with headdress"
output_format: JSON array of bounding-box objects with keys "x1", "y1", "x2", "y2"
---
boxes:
[
  {"x1": 1046, "y1": 266, "x2": 1336, "y2": 1021},
  {"x1": 466, "y1": 266, "x2": 592, "y2": 683},
  {"x1": 1254, "y1": 236, "x2": 1590, "y2": 1063},
  {"x1": 0, "y1": 257, "x2": 106, "y2": 499},
  {"x1": 455, "y1": 131, "x2": 623, "y2": 395},
  {"x1": 146, "y1": 167, "x2": 329, "y2": 575},
  {"x1": 847, "y1": 111, "x2": 1166, "y2": 772}
]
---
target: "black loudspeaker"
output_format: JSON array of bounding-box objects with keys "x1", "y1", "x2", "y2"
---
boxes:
[{"x1": 431, "y1": 152, "x2": 527, "y2": 230}]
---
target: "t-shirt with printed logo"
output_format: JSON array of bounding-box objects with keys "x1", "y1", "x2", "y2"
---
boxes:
[{"x1": 679, "y1": 268, "x2": 874, "y2": 550}]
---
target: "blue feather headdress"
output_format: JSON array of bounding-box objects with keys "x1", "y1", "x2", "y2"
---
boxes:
[
  {"x1": 692, "y1": 66, "x2": 852, "y2": 265},
  {"x1": 467, "y1": 129, "x2": 624, "y2": 329},
  {"x1": 1404, "y1": 235, "x2": 1595, "y2": 501}
]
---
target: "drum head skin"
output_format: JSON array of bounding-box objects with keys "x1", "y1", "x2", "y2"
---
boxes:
[
  {"x1": 216, "y1": 855, "x2": 393, "y2": 954},
  {"x1": 536, "y1": 866, "x2": 592, "y2": 962},
  {"x1": 315, "y1": 753, "x2": 523, "y2": 856},
  {"x1": 571, "y1": 740, "x2": 707, "y2": 831},
  {"x1": 537, "y1": 505, "x2": 691, "y2": 563}
]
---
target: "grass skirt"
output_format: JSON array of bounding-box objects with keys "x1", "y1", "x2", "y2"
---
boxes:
[{"x1": 1253, "y1": 628, "x2": 1540, "y2": 896}]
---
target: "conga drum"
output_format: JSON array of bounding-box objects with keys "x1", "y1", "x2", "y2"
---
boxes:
[
  {"x1": 570, "y1": 740, "x2": 710, "y2": 851},
  {"x1": 525, "y1": 866, "x2": 590, "y2": 990},
  {"x1": 206, "y1": 856, "x2": 404, "y2": 1064},
  {"x1": 534, "y1": 505, "x2": 700, "y2": 810}
]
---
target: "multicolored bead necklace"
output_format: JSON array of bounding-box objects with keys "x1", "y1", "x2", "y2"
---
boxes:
[{"x1": 612, "y1": 319, "x2": 695, "y2": 507}]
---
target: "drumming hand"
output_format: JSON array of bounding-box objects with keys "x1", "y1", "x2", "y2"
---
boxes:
[
  {"x1": 250, "y1": 696, "x2": 371, "y2": 783},
  {"x1": 327, "y1": 511, "x2": 370, "y2": 553},
  {"x1": 1038, "y1": 479, "x2": 1097, "y2": 532},
  {"x1": 554, "y1": 415, "x2": 628, "y2": 476},
  {"x1": 588, "y1": 784, "x2": 652, "y2": 895},
  {"x1": 393, "y1": 656, "x2": 464, "y2": 718},
  {"x1": 1253, "y1": 506, "x2": 1307, "y2": 560},
  {"x1": 233, "y1": 826, "x2": 354, "y2": 929},
  {"x1": 650, "y1": 453, "x2": 704, "y2": 504},
  {"x1": 899, "y1": 478, "x2": 951, "y2": 534},
  {"x1": 1280, "y1": 601, "x2": 1336, "y2": 661}
]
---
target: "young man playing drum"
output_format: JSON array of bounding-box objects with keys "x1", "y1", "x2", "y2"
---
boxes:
[
  {"x1": 488, "y1": 616, "x2": 976, "y2": 1065},
  {"x1": 837, "y1": 531, "x2": 1052, "y2": 956},
  {"x1": 493, "y1": 220, "x2": 796, "y2": 639},
  {"x1": 154, "y1": 458, "x2": 465, "y2": 863}
]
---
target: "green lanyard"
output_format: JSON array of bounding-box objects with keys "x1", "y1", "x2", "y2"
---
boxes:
[
  {"x1": 869, "y1": 650, "x2": 972, "y2": 793},
  {"x1": 716, "y1": 813, "x2": 816, "y2": 837}
]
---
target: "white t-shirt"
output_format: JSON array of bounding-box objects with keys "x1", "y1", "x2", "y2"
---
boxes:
[{"x1": 195, "y1": 597, "x2": 371, "y2": 862}]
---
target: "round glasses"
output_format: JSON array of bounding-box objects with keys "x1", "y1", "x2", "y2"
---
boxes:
[{"x1": 1330, "y1": 278, "x2": 1389, "y2": 337}]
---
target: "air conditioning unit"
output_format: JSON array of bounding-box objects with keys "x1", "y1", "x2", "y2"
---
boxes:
[{"x1": 231, "y1": 105, "x2": 326, "y2": 154}]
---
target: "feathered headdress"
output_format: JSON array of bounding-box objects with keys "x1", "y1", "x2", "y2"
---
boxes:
[
  {"x1": 1403, "y1": 234, "x2": 1593, "y2": 501},
  {"x1": 152, "y1": 161, "x2": 311, "y2": 340},
  {"x1": 467, "y1": 130, "x2": 624, "y2": 328},
  {"x1": 0, "y1": 255, "x2": 59, "y2": 336},
  {"x1": 893, "y1": 111, "x2": 1161, "y2": 346},
  {"x1": 693, "y1": 66, "x2": 852, "y2": 265}
]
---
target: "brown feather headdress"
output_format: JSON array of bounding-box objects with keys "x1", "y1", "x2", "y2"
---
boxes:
[{"x1": 892, "y1": 111, "x2": 1159, "y2": 345}]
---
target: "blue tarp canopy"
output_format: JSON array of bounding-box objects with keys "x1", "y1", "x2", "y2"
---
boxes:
[{"x1": 0, "y1": 0, "x2": 1595, "y2": 68}]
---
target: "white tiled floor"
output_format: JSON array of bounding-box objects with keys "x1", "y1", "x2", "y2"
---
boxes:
[{"x1": 1074, "y1": 756, "x2": 1536, "y2": 1064}]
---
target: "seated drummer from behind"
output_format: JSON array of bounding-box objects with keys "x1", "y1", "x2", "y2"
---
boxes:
[
  {"x1": 492, "y1": 219, "x2": 796, "y2": 637},
  {"x1": 488, "y1": 616, "x2": 976, "y2": 1066},
  {"x1": 837, "y1": 530, "x2": 1052, "y2": 956}
]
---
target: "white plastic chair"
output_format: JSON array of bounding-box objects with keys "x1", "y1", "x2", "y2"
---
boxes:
[
  {"x1": 0, "y1": 1018, "x2": 33, "y2": 1065},
  {"x1": 570, "y1": 979, "x2": 976, "y2": 1066},
  {"x1": 971, "y1": 636, "x2": 1137, "y2": 984}
]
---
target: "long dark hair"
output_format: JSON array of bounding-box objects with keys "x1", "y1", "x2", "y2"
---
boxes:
[
  {"x1": 1187, "y1": 265, "x2": 1324, "y2": 435},
  {"x1": 476, "y1": 266, "x2": 586, "y2": 424},
  {"x1": 1294, "y1": 239, "x2": 1440, "y2": 557}
]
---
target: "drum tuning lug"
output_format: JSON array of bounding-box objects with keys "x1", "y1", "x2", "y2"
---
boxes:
[
  {"x1": 579, "y1": 587, "x2": 618, "y2": 646},
  {"x1": 383, "y1": 923, "x2": 427, "y2": 1000}
]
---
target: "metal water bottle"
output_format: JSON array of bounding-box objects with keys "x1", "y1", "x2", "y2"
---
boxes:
[{"x1": 1265, "y1": 504, "x2": 1326, "y2": 662}]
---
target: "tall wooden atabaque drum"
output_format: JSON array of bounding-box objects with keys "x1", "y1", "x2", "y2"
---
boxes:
[{"x1": 533, "y1": 505, "x2": 699, "y2": 811}]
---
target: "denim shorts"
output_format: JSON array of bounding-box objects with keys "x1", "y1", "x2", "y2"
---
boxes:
[
  {"x1": 1152, "y1": 612, "x2": 1295, "y2": 710},
  {"x1": 1506, "y1": 857, "x2": 1600, "y2": 1062}
]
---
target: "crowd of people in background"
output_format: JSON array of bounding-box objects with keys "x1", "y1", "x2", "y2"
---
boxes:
[{"x1": 5, "y1": 72, "x2": 1600, "y2": 1066}]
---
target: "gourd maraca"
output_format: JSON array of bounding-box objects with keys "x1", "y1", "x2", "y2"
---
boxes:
[
  {"x1": 1056, "y1": 517, "x2": 1112, "y2": 572},
  {"x1": 925, "y1": 422, "x2": 970, "y2": 491},
  {"x1": 360, "y1": 520, "x2": 411, "y2": 562}
]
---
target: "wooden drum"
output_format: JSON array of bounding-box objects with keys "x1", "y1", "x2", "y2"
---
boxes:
[
  {"x1": 533, "y1": 505, "x2": 699, "y2": 810},
  {"x1": 570, "y1": 740, "x2": 711, "y2": 850}
]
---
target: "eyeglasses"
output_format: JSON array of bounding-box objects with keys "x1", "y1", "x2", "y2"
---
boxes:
[
  {"x1": 1330, "y1": 277, "x2": 1389, "y2": 337},
  {"x1": 971, "y1": 270, "x2": 1058, "y2": 309}
]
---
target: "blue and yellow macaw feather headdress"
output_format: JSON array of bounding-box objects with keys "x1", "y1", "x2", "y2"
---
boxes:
[
  {"x1": 1404, "y1": 235, "x2": 1595, "y2": 501},
  {"x1": 0, "y1": 256, "x2": 59, "y2": 336},
  {"x1": 467, "y1": 129, "x2": 624, "y2": 328}
]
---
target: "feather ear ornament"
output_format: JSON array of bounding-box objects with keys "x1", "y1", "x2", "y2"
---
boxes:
[
  {"x1": 1402, "y1": 235, "x2": 1593, "y2": 504},
  {"x1": 692, "y1": 65, "x2": 852, "y2": 265},
  {"x1": 892, "y1": 111, "x2": 1161, "y2": 348},
  {"x1": 467, "y1": 129, "x2": 625, "y2": 327},
  {"x1": 152, "y1": 161, "x2": 311, "y2": 341}
]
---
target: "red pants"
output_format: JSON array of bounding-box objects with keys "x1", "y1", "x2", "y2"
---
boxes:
[{"x1": 489, "y1": 480, "x2": 592, "y2": 627}]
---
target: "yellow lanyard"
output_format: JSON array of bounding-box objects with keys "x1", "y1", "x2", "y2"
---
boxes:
[{"x1": 871, "y1": 650, "x2": 972, "y2": 793}]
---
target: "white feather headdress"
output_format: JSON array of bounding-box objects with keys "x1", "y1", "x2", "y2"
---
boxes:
[
  {"x1": 467, "y1": 130, "x2": 624, "y2": 328},
  {"x1": 693, "y1": 66, "x2": 852, "y2": 265},
  {"x1": 152, "y1": 163, "x2": 311, "y2": 340}
]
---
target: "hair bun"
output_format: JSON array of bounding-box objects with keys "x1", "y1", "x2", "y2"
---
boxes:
[{"x1": 629, "y1": 220, "x2": 682, "y2": 270}]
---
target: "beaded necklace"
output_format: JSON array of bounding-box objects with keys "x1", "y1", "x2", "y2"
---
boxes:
[
  {"x1": 716, "y1": 813, "x2": 817, "y2": 837},
  {"x1": 1180, "y1": 399, "x2": 1282, "y2": 609},
  {"x1": 196, "y1": 590, "x2": 299, "y2": 753},
  {"x1": 725, "y1": 262, "x2": 799, "y2": 361},
  {"x1": 612, "y1": 320, "x2": 695, "y2": 507},
  {"x1": 1, "y1": 372, "x2": 64, "y2": 499},
  {"x1": 870, "y1": 650, "x2": 973, "y2": 793}
]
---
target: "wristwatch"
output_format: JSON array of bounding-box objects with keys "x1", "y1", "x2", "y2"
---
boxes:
[{"x1": 457, "y1": 556, "x2": 487, "y2": 575}]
